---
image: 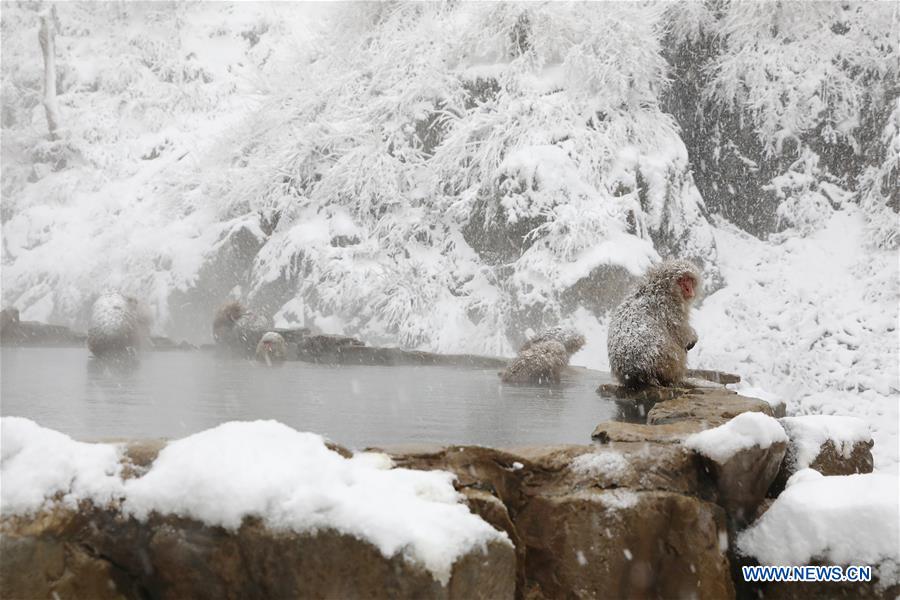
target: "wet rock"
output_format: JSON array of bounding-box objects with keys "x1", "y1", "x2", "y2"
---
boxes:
[
  {"x1": 597, "y1": 383, "x2": 688, "y2": 404},
  {"x1": 1, "y1": 508, "x2": 515, "y2": 600},
  {"x1": 598, "y1": 384, "x2": 690, "y2": 423},
  {"x1": 769, "y1": 415, "x2": 874, "y2": 495},
  {"x1": 270, "y1": 327, "x2": 311, "y2": 344},
  {"x1": 0, "y1": 316, "x2": 86, "y2": 347},
  {"x1": 307, "y1": 343, "x2": 508, "y2": 369},
  {"x1": 0, "y1": 534, "x2": 134, "y2": 600},
  {"x1": 383, "y1": 445, "x2": 527, "y2": 508},
  {"x1": 685, "y1": 368, "x2": 741, "y2": 385},
  {"x1": 591, "y1": 420, "x2": 707, "y2": 444},
  {"x1": 511, "y1": 442, "x2": 703, "y2": 497},
  {"x1": 384, "y1": 443, "x2": 728, "y2": 597},
  {"x1": 121, "y1": 439, "x2": 168, "y2": 479},
  {"x1": 294, "y1": 334, "x2": 365, "y2": 362},
  {"x1": 516, "y1": 490, "x2": 733, "y2": 599},
  {"x1": 0, "y1": 307, "x2": 19, "y2": 332},
  {"x1": 647, "y1": 388, "x2": 775, "y2": 427},
  {"x1": 461, "y1": 488, "x2": 526, "y2": 593},
  {"x1": 700, "y1": 442, "x2": 787, "y2": 525}
]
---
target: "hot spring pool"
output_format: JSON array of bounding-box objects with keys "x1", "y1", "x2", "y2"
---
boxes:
[{"x1": 1, "y1": 347, "x2": 620, "y2": 448}]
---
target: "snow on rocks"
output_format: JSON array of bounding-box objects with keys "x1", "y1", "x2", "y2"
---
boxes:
[
  {"x1": 684, "y1": 412, "x2": 788, "y2": 464},
  {"x1": 770, "y1": 414, "x2": 875, "y2": 494},
  {"x1": 0, "y1": 416, "x2": 123, "y2": 515},
  {"x1": 779, "y1": 415, "x2": 872, "y2": 470},
  {"x1": 570, "y1": 450, "x2": 629, "y2": 478},
  {"x1": 0, "y1": 418, "x2": 509, "y2": 585},
  {"x1": 738, "y1": 469, "x2": 900, "y2": 585},
  {"x1": 684, "y1": 412, "x2": 788, "y2": 524}
]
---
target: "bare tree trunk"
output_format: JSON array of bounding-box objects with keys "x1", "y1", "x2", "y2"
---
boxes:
[{"x1": 38, "y1": 8, "x2": 60, "y2": 140}]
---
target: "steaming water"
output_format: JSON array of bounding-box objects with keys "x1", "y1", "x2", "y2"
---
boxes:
[{"x1": 1, "y1": 347, "x2": 620, "y2": 449}]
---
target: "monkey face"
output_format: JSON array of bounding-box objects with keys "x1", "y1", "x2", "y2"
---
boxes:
[{"x1": 677, "y1": 275, "x2": 696, "y2": 301}]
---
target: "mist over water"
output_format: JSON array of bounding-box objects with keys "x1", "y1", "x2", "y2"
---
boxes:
[{"x1": 1, "y1": 347, "x2": 617, "y2": 448}]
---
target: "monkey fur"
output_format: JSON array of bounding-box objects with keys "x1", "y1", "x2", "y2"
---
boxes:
[
  {"x1": 87, "y1": 292, "x2": 151, "y2": 358},
  {"x1": 607, "y1": 259, "x2": 701, "y2": 387},
  {"x1": 520, "y1": 326, "x2": 586, "y2": 356},
  {"x1": 501, "y1": 339, "x2": 570, "y2": 384},
  {"x1": 501, "y1": 325, "x2": 586, "y2": 384},
  {"x1": 213, "y1": 301, "x2": 271, "y2": 355}
]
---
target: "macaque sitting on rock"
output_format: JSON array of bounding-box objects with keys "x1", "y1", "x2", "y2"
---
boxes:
[
  {"x1": 501, "y1": 326, "x2": 585, "y2": 384},
  {"x1": 213, "y1": 301, "x2": 272, "y2": 356},
  {"x1": 255, "y1": 332, "x2": 287, "y2": 366},
  {"x1": 87, "y1": 292, "x2": 151, "y2": 358},
  {"x1": 607, "y1": 259, "x2": 701, "y2": 388}
]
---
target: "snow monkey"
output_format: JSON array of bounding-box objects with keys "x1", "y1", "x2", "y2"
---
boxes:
[
  {"x1": 607, "y1": 259, "x2": 701, "y2": 387},
  {"x1": 255, "y1": 331, "x2": 288, "y2": 366},
  {"x1": 87, "y1": 292, "x2": 151, "y2": 358},
  {"x1": 501, "y1": 325, "x2": 586, "y2": 384},
  {"x1": 500, "y1": 339, "x2": 570, "y2": 384},
  {"x1": 520, "y1": 326, "x2": 586, "y2": 356},
  {"x1": 212, "y1": 301, "x2": 271, "y2": 355}
]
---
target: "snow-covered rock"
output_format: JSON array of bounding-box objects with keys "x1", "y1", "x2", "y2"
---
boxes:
[
  {"x1": 779, "y1": 415, "x2": 872, "y2": 470},
  {"x1": 0, "y1": 418, "x2": 510, "y2": 585},
  {"x1": 684, "y1": 412, "x2": 788, "y2": 464},
  {"x1": 684, "y1": 412, "x2": 788, "y2": 523},
  {"x1": 738, "y1": 469, "x2": 899, "y2": 588},
  {"x1": 770, "y1": 415, "x2": 874, "y2": 494}
]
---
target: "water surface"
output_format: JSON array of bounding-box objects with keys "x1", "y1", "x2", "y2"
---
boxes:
[{"x1": 1, "y1": 347, "x2": 618, "y2": 448}]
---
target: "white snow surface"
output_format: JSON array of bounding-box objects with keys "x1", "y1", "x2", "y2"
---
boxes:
[
  {"x1": 690, "y1": 210, "x2": 899, "y2": 473},
  {"x1": 780, "y1": 415, "x2": 873, "y2": 471},
  {"x1": 684, "y1": 412, "x2": 788, "y2": 464},
  {"x1": 738, "y1": 469, "x2": 900, "y2": 583},
  {"x1": 0, "y1": 418, "x2": 509, "y2": 584},
  {"x1": 570, "y1": 451, "x2": 629, "y2": 478},
  {"x1": 0, "y1": 416, "x2": 124, "y2": 514}
]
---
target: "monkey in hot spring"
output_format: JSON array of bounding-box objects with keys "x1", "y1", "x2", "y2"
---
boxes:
[
  {"x1": 500, "y1": 326, "x2": 586, "y2": 384},
  {"x1": 607, "y1": 259, "x2": 701, "y2": 388}
]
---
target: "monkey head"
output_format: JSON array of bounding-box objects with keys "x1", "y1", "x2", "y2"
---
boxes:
[{"x1": 646, "y1": 259, "x2": 702, "y2": 305}]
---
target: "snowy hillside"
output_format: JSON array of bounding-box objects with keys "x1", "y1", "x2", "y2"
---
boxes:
[{"x1": 2, "y1": 3, "x2": 897, "y2": 465}]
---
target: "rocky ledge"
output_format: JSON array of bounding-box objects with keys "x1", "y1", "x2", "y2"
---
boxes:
[
  {"x1": 0, "y1": 314, "x2": 510, "y2": 368},
  {"x1": 2, "y1": 381, "x2": 889, "y2": 599}
]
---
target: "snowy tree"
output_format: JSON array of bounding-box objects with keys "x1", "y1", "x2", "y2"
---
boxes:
[
  {"x1": 664, "y1": 0, "x2": 898, "y2": 244},
  {"x1": 194, "y1": 2, "x2": 719, "y2": 352}
]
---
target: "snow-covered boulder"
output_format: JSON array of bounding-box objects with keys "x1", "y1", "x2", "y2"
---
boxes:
[
  {"x1": 738, "y1": 469, "x2": 900, "y2": 597},
  {"x1": 0, "y1": 418, "x2": 514, "y2": 598},
  {"x1": 684, "y1": 412, "x2": 788, "y2": 524},
  {"x1": 770, "y1": 415, "x2": 874, "y2": 495}
]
